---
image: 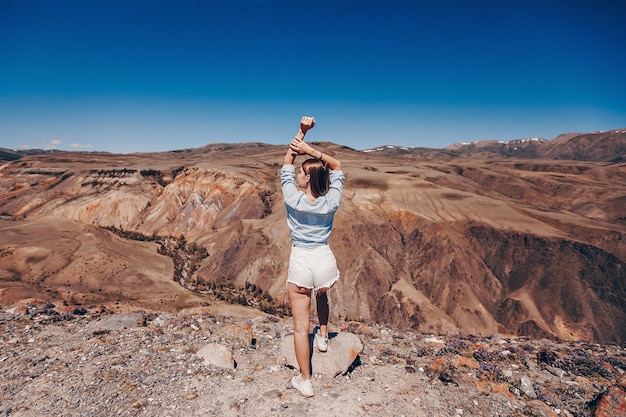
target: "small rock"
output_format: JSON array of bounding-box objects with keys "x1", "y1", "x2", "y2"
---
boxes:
[
  {"x1": 423, "y1": 337, "x2": 445, "y2": 345},
  {"x1": 474, "y1": 380, "x2": 515, "y2": 400},
  {"x1": 131, "y1": 399, "x2": 147, "y2": 409},
  {"x1": 196, "y1": 343, "x2": 236, "y2": 369},
  {"x1": 6, "y1": 305, "x2": 28, "y2": 315},
  {"x1": 489, "y1": 333, "x2": 509, "y2": 344},
  {"x1": 524, "y1": 400, "x2": 559, "y2": 417},
  {"x1": 520, "y1": 377, "x2": 537, "y2": 399},
  {"x1": 523, "y1": 356, "x2": 538, "y2": 371},
  {"x1": 546, "y1": 365, "x2": 567, "y2": 378},
  {"x1": 150, "y1": 313, "x2": 172, "y2": 328}
]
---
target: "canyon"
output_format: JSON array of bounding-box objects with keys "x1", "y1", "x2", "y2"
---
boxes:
[{"x1": 1, "y1": 128, "x2": 625, "y2": 343}]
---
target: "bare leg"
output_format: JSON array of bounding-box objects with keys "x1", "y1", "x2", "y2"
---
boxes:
[
  {"x1": 288, "y1": 283, "x2": 312, "y2": 379},
  {"x1": 316, "y1": 289, "x2": 329, "y2": 338}
]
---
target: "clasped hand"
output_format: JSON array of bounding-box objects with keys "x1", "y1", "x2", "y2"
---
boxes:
[
  {"x1": 290, "y1": 138, "x2": 313, "y2": 155},
  {"x1": 289, "y1": 116, "x2": 316, "y2": 155},
  {"x1": 300, "y1": 116, "x2": 315, "y2": 133}
]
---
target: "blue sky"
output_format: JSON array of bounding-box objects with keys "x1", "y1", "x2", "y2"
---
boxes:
[{"x1": 1, "y1": 0, "x2": 625, "y2": 153}]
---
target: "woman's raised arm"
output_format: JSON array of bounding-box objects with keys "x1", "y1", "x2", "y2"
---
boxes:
[
  {"x1": 284, "y1": 116, "x2": 316, "y2": 165},
  {"x1": 289, "y1": 139, "x2": 341, "y2": 171}
]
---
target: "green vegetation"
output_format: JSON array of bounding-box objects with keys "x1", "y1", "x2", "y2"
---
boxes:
[
  {"x1": 140, "y1": 169, "x2": 168, "y2": 187},
  {"x1": 201, "y1": 281, "x2": 290, "y2": 317},
  {"x1": 102, "y1": 226, "x2": 288, "y2": 316},
  {"x1": 102, "y1": 227, "x2": 208, "y2": 284},
  {"x1": 259, "y1": 190, "x2": 274, "y2": 218},
  {"x1": 96, "y1": 168, "x2": 137, "y2": 176}
]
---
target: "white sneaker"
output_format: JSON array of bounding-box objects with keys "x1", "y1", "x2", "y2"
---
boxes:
[
  {"x1": 291, "y1": 375, "x2": 314, "y2": 398},
  {"x1": 315, "y1": 333, "x2": 328, "y2": 352}
]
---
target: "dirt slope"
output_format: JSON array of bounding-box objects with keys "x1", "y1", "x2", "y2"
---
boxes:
[{"x1": 1, "y1": 138, "x2": 625, "y2": 342}]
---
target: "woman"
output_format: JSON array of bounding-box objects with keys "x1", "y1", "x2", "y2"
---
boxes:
[{"x1": 281, "y1": 116, "x2": 344, "y2": 398}]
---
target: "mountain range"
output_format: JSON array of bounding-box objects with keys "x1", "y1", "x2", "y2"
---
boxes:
[{"x1": 1, "y1": 128, "x2": 625, "y2": 343}]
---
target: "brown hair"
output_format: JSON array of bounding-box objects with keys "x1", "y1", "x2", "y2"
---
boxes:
[{"x1": 302, "y1": 158, "x2": 330, "y2": 198}]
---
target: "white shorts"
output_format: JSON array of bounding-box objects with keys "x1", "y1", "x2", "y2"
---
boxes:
[{"x1": 287, "y1": 245, "x2": 340, "y2": 290}]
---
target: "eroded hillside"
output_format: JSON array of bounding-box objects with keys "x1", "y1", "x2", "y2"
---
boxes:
[{"x1": 1, "y1": 139, "x2": 625, "y2": 342}]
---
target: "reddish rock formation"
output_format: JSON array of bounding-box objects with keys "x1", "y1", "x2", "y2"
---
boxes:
[{"x1": 1, "y1": 132, "x2": 625, "y2": 342}]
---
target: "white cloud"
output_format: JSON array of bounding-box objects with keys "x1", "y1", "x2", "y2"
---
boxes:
[
  {"x1": 32, "y1": 138, "x2": 63, "y2": 150},
  {"x1": 70, "y1": 143, "x2": 94, "y2": 149}
]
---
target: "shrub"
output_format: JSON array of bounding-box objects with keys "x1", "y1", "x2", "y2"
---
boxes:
[
  {"x1": 436, "y1": 337, "x2": 470, "y2": 356},
  {"x1": 553, "y1": 350, "x2": 613, "y2": 379}
]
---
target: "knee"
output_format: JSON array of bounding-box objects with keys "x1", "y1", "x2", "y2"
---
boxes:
[{"x1": 293, "y1": 323, "x2": 309, "y2": 337}]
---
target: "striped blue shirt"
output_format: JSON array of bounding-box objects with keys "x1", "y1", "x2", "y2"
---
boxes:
[{"x1": 281, "y1": 164, "x2": 345, "y2": 247}]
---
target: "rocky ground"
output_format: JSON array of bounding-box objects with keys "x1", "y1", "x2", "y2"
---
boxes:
[{"x1": 0, "y1": 301, "x2": 625, "y2": 417}]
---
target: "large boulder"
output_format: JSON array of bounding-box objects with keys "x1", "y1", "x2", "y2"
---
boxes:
[{"x1": 280, "y1": 331, "x2": 363, "y2": 377}]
